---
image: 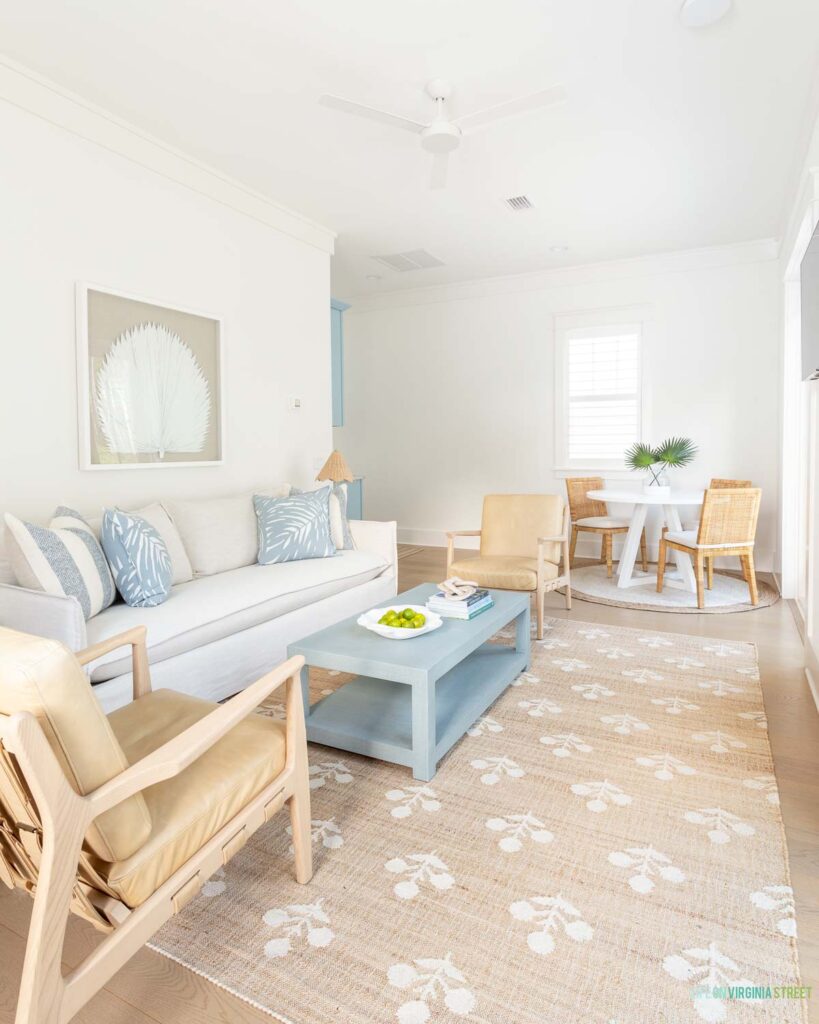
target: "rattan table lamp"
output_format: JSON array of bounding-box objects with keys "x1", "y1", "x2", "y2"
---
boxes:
[{"x1": 316, "y1": 449, "x2": 354, "y2": 483}]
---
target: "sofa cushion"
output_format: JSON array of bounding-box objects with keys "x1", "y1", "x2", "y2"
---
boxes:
[
  {"x1": 86, "y1": 549, "x2": 388, "y2": 682},
  {"x1": 166, "y1": 489, "x2": 288, "y2": 577},
  {"x1": 105, "y1": 690, "x2": 285, "y2": 907},
  {"x1": 128, "y1": 503, "x2": 193, "y2": 585},
  {"x1": 255, "y1": 491, "x2": 335, "y2": 565},
  {"x1": 4, "y1": 507, "x2": 116, "y2": 620},
  {"x1": 290, "y1": 483, "x2": 355, "y2": 551},
  {"x1": 102, "y1": 509, "x2": 173, "y2": 608}
]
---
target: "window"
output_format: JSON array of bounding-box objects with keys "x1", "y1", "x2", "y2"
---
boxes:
[{"x1": 555, "y1": 314, "x2": 644, "y2": 470}]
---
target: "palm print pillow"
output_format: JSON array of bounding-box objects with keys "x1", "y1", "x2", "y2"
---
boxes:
[
  {"x1": 255, "y1": 490, "x2": 336, "y2": 565},
  {"x1": 101, "y1": 509, "x2": 172, "y2": 607}
]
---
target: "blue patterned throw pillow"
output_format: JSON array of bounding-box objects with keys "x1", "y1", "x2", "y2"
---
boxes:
[
  {"x1": 101, "y1": 509, "x2": 173, "y2": 607},
  {"x1": 255, "y1": 490, "x2": 336, "y2": 565},
  {"x1": 289, "y1": 482, "x2": 355, "y2": 550},
  {"x1": 3, "y1": 507, "x2": 116, "y2": 620}
]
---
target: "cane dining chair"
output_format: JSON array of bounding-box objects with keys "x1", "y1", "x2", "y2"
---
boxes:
[
  {"x1": 658, "y1": 487, "x2": 762, "y2": 609},
  {"x1": 565, "y1": 477, "x2": 647, "y2": 578}
]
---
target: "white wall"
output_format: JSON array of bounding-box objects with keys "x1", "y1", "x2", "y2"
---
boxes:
[
  {"x1": 336, "y1": 242, "x2": 781, "y2": 569},
  {"x1": 0, "y1": 82, "x2": 334, "y2": 550}
]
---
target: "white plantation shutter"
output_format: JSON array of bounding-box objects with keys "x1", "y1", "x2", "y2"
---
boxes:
[{"x1": 564, "y1": 324, "x2": 641, "y2": 464}]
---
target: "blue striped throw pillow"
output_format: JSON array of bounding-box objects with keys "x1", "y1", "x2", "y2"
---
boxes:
[
  {"x1": 254, "y1": 490, "x2": 336, "y2": 564},
  {"x1": 3, "y1": 507, "x2": 116, "y2": 619},
  {"x1": 101, "y1": 509, "x2": 173, "y2": 607}
]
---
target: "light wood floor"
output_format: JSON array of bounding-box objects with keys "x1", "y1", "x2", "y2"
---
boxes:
[{"x1": 1, "y1": 546, "x2": 817, "y2": 1024}]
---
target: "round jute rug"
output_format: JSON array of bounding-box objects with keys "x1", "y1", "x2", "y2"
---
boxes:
[{"x1": 570, "y1": 563, "x2": 779, "y2": 613}]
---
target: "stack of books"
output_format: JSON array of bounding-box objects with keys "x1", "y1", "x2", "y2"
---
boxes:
[{"x1": 427, "y1": 588, "x2": 494, "y2": 620}]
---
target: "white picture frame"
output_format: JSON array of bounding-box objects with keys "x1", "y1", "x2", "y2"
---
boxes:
[{"x1": 76, "y1": 282, "x2": 226, "y2": 471}]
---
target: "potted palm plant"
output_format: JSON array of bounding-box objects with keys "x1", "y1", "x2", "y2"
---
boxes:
[{"x1": 625, "y1": 437, "x2": 697, "y2": 495}]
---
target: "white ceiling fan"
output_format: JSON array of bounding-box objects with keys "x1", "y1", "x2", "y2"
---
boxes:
[{"x1": 319, "y1": 78, "x2": 566, "y2": 189}]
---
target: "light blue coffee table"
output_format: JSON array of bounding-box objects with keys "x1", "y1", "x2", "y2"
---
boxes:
[{"x1": 287, "y1": 583, "x2": 530, "y2": 781}]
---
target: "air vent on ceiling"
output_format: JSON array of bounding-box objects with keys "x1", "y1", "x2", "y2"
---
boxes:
[
  {"x1": 371, "y1": 249, "x2": 445, "y2": 272},
  {"x1": 505, "y1": 195, "x2": 533, "y2": 211}
]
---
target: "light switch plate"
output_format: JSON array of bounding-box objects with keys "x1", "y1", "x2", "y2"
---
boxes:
[{"x1": 289, "y1": 397, "x2": 302, "y2": 410}]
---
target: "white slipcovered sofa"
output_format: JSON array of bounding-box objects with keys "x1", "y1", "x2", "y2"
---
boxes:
[{"x1": 0, "y1": 494, "x2": 397, "y2": 713}]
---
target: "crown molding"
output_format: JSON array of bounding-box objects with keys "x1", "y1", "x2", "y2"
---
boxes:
[
  {"x1": 0, "y1": 56, "x2": 336, "y2": 255},
  {"x1": 342, "y1": 238, "x2": 779, "y2": 312}
]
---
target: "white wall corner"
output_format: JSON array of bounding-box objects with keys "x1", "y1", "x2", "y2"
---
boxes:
[{"x1": 0, "y1": 55, "x2": 336, "y2": 255}]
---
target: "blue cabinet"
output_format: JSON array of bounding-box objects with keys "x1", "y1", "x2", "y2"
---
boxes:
[{"x1": 330, "y1": 298, "x2": 350, "y2": 428}]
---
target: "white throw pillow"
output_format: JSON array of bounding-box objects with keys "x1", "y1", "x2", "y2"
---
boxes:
[
  {"x1": 167, "y1": 487, "x2": 288, "y2": 577},
  {"x1": 128, "y1": 503, "x2": 193, "y2": 585},
  {"x1": 4, "y1": 507, "x2": 116, "y2": 619}
]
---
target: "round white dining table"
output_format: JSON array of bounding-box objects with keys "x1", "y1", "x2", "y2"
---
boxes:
[{"x1": 587, "y1": 488, "x2": 705, "y2": 591}]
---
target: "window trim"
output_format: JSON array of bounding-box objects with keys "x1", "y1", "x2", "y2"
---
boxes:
[{"x1": 554, "y1": 306, "x2": 651, "y2": 476}]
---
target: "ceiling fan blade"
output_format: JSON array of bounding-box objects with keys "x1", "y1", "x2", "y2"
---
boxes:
[
  {"x1": 453, "y1": 84, "x2": 566, "y2": 133},
  {"x1": 319, "y1": 94, "x2": 425, "y2": 134},
  {"x1": 430, "y1": 151, "x2": 450, "y2": 190}
]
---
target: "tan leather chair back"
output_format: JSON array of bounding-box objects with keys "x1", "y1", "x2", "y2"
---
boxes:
[
  {"x1": 480, "y1": 494, "x2": 563, "y2": 564},
  {"x1": 0, "y1": 628, "x2": 151, "y2": 862}
]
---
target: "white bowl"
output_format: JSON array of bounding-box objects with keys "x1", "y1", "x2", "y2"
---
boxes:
[{"x1": 357, "y1": 604, "x2": 443, "y2": 640}]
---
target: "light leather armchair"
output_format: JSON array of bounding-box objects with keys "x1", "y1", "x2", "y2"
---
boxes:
[
  {"x1": 446, "y1": 494, "x2": 571, "y2": 640},
  {"x1": 0, "y1": 625, "x2": 311, "y2": 1024}
]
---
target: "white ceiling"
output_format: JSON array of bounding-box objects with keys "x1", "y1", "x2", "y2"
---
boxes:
[{"x1": 1, "y1": 0, "x2": 818, "y2": 297}]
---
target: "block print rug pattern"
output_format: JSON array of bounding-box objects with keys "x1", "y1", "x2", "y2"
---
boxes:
[{"x1": 151, "y1": 617, "x2": 804, "y2": 1024}]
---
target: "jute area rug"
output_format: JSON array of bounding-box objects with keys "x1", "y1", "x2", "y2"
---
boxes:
[
  {"x1": 151, "y1": 618, "x2": 804, "y2": 1024},
  {"x1": 570, "y1": 565, "x2": 779, "y2": 614}
]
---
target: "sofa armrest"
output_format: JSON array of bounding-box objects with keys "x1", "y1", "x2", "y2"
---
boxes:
[
  {"x1": 350, "y1": 519, "x2": 397, "y2": 579},
  {"x1": 0, "y1": 583, "x2": 86, "y2": 650}
]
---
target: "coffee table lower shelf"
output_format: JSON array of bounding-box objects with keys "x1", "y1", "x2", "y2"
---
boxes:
[{"x1": 304, "y1": 641, "x2": 527, "y2": 780}]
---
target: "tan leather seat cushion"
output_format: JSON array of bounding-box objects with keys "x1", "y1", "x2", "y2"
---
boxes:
[
  {"x1": 448, "y1": 556, "x2": 558, "y2": 592},
  {"x1": 0, "y1": 628, "x2": 151, "y2": 862},
  {"x1": 104, "y1": 690, "x2": 286, "y2": 907},
  {"x1": 481, "y1": 494, "x2": 563, "y2": 564}
]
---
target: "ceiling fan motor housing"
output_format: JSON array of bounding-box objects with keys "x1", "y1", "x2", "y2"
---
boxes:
[{"x1": 421, "y1": 121, "x2": 461, "y2": 153}]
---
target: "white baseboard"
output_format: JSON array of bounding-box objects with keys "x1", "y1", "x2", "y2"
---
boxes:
[
  {"x1": 398, "y1": 527, "x2": 479, "y2": 550},
  {"x1": 397, "y1": 527, "x2": 774, "y2": 571},
  {"x1": 398, "y1": 527, "x2": 622, "y2": 557},
  {"x1": 805, "y1": 668, "x2": 819, "y2": 714},
  {"x1": 805, "y1": 640, "x2": 819, "y2": 714}
]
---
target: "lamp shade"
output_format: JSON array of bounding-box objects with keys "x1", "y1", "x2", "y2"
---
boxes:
[{"x1": 316, "y1": 449, "x2": 354, "y2": 483}]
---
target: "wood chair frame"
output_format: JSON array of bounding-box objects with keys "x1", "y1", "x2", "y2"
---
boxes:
[
  {"x1": 657, "y1": 487, "x2": 761, "y2": 609},
  {"x1": 0, "y1": 626, "x2": 312, "y2": 1024},
  {"x1": 565, "y1": 477, "x2": 647, "y2": 577},
  {"x1": 699, "y1": 479, "x2": 753, "y2": 585},
  {"x1": 446, "y1": 505, "x2": 572, "y2": 641}
]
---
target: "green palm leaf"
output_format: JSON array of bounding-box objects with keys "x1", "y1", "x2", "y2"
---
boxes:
[
  {"x1": 654, "y1": 436, "x2": 697, "y2": 467},
  {"x1": 624, "y1": 442, "x2": 659, "y2": 470}
]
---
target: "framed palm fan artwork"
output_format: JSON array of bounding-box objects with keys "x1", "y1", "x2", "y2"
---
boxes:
[{"x1": 76, "y1": 283, "x2": 224, "y2": 469}]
